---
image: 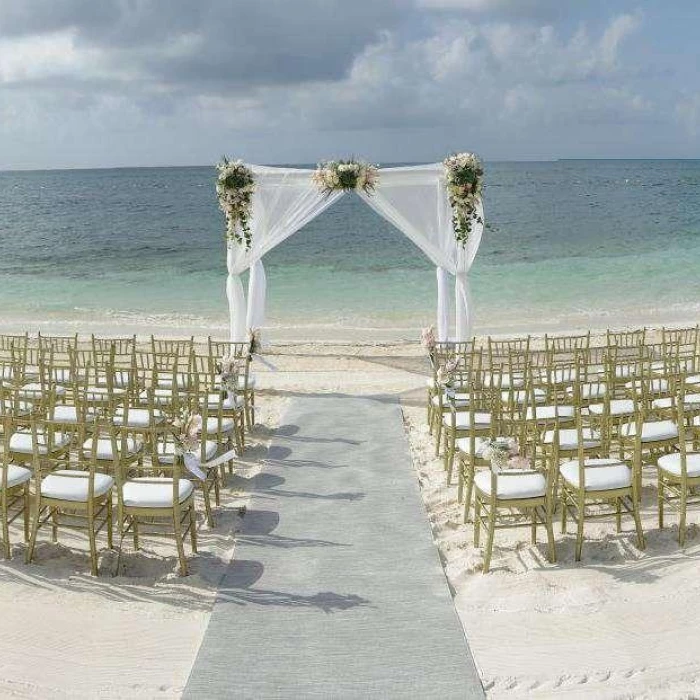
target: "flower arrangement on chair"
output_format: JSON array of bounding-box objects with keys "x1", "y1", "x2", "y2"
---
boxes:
[
  {"x1": 421, "y1": 325, "x2": 436, "y2": 353},
  {"x1": 248, "y1": 328, "x2": 262, "y2": 355},
  {"x1": 443, "y1": 152, "x2": 484, "y2": 246},
  {"x1": 436, "y1": 357, "x2": 459, "y2": 388},
  {"x1": 479, "y1": 437, "x2": 522, "y2": 472},
  {"x1": 216, "y1": 157, "x2": 255, "y2": 249},
  {"x1": 216, "y1": 354, "x2": 240, "y2": 394},
  {"x1": 312, "y1": 159, "x2": 379, "y2": 196},
  {"x1": 172, "y1": 410, "x2": 202, "y2": 456}
]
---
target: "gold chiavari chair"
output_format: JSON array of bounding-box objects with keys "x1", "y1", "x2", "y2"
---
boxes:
[
  {"x1": 426, "y1": 340, "x2": 474, "y2": 431},
  {"x1": 208, "y1": 338, "x2": 256, "y2": 430},
  {"x1": 431, "y1": 345, "x2": 479, "y2": 454},
  {"x1": 473, "y1": 421, "x2": 556, "y2": 573},
  {"x1": 458, "y1": 370, "x2": 502, "y2": 522},
  {"x1": 25, "y1": 415, "x2": 114, "y2": 575},
  {"x1": 557, "y1": 409, "x2": 645, "y2": 561},
  {"x1": 656, "y1": 382, "x2": 700, "y2": 545},
  {"x1": 192, "y1": 351, "x2": 245, "y2": 455},
  {"x1": 116, "y1": 419, "x2": 197, "y2": 576},
  {"x1": 443, "y1": 365, "x2": 494, "y2": 483},
  {"x1": 0, "y1": 417, "x2": 31, "y2": 558}
]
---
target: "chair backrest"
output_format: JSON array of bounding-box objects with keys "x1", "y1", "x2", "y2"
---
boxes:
[
  {"x1": 151, "y1": 336, "x2": 194, "y2": 356},
  {"x1": 606, "y1": 328, "x2": 645, "y2": 349}
]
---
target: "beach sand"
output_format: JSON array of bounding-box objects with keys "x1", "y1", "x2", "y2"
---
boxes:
[{"x1": 2, "y1": 333, "x2": 700, "y2": 698}]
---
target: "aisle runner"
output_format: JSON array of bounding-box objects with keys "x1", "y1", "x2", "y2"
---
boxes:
[{"x1": 184, "y1": 395, "x2": 484, "y2": 699}]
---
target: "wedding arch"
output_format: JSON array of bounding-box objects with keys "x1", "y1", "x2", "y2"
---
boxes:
[{"x1": 216, "y1": 156, "x2": 484, "y2": 343}]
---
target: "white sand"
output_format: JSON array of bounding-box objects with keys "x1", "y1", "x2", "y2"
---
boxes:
[{"x1": 4, "y1": 335, "x2": 700, "y2": 698}]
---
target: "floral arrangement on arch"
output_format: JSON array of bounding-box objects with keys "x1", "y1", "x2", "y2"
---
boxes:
[
  {"x1": 312, "y1": 159, "x2": 379, "y2": 196},
  {"x1": 443, "y1": 152, "x2": 484, "y2": 247},
  {"x1": 216, "y1": 157, "x2": 255, "y2": 249},
  {"x1": 421, "y1": 325, "x2": 436, "y2": 353},
  {"x1": 436, "y1": 357, "x2": 459, "y2": 388}
]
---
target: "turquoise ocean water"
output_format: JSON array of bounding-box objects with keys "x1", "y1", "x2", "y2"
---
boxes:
[{"x1": 0, "y1": 160, "x2": 698, "y2": 340}]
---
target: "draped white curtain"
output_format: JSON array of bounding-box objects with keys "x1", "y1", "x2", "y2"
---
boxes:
[
  {"x1": 226, "y1": 165, "x2": 342, "y2": 340},
  {"x1": 357, "y1": 164, "x2": 483, "y2": 341},
  {"x1": 225, "y1": 162, "x2": 483, "y2": 342}
]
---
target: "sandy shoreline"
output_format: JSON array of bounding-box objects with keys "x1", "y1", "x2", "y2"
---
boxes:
[{"x1": 2, "y1": 330, "x2": 700, "y2": 697}]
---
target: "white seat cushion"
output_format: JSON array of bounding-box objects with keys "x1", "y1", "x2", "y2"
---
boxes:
[
  {"x1": 207, "y1": 392, "x2": 244, "y2": 410},
  {"x1": 113, "y1": 408, "x2": 163, "y2": 428},
  {"x1": 432, "y1": 392, "x2": 469, "y2": 408},
  {"x1": 652, "y1": 394, "x2": 700, "y2": 410},
  {"x1": 442, "y1": 412, "x2": 491, "y2": 429},
  {"x1": 41, "y1": 469, "x2": 113, "y2": 502},
  {"x1": 156, "y1": 440, "x2": 218, "y2": 465},
  {"x1": 206, "y1": 417, "x2": 236, "y2": 434},
  {"x1": 565, "y1": 383, "x2": 607, "y2": 400},
  {"x1": 589, "y1": 399, "x2": 635, "y2": 416},
  {"x1": 543, "y1": 428, "x2": 600, "y2": 450},
  {"x1": 525, "y1": 405, "x2": 575, "y2": 421},
  {"x1": 0, "y1": 464, "x2": 31, "y2": 490},
  {"x1": 10, "y1": 430, "x2": 71, "y2": 454},
  {"x1": 51, "y1": 405, "x2": 83, "y2": 423},
  {"x1": 0, "y1": 366, "x2": 14, "y2": 380},
  {"x1": 474, "y1": 469, "x2": 546, "y2": 500},
  {"x1": 19, "y1": 382, "x2": 66, "y2": 397},
  {"x1": 686, "y1": 374, "x2": 700, "y2": 386},
  {"x1": 455, "y1": 437, "x2": 486, "y2": 455},
  {"x1": 156, "y1": 374, "x2": 191, "y2": 389},
  {"x1": 657, "y1": 452, "x2": 700, "y2": 478},
  {"x1": 83, "y1": 437, "x2": 142, "y2": 460},
  {"x1": 619, "y1": 420, "x2": 678, "y2": 442},
  {"x1": 122, "y1": 477, "x2": 195, "y2": 508},
  {"x1": 560, "y1": 458, "x2": 632, "y2": 491}
]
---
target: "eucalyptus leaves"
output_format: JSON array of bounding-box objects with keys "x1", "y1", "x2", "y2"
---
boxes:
[
  {"x1": 312, "y1": 159, "x2": 379, "y2": 196},
  {"x1": 444, "y1": 152, "x2": 484, "y2": 246},
  {"x1": 216, "y1": 157, "x2": 255, "y2": 249}
]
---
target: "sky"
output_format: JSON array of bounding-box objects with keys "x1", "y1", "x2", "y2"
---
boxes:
[{"x1": 0, "y1": 0, "x2": 699, "y2": 169}]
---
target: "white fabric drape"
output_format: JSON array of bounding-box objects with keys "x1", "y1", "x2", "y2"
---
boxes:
[
  {"x1": 246, "y1": 258, "x2": 267, "y2": 330},
  {"x1": 224, "y1": 162, "x2": 483, "y2": 341},
  {"x1": 357, "y1": 164, "x2": 483, "y2": 340},
  {"x1": 226, "y1": 166, "x2": 343, "y2": 341}
]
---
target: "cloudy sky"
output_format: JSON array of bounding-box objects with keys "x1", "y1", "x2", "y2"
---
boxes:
[{"x1": 0, "y1": 0, "x2": 698, "y2": 169}]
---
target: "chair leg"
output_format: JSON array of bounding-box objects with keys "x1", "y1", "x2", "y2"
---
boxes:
[
  {"x1": 2, "y1": 508, "x2": 10, "y2": 560},
  {"x1": 483, "y1": 503, "x2": 497, "y2": 573},
  {"x1": 107, "y1": 499, "x2": 113, "y2": 550},
  {"x1": 173, "y1": 513, "x2": 188, "y2": 576},
  {"x1": 463, "y1": 463, "x2": 475, "y2": 524},
  {"x1": 435, "y1": 418, "x2": 442, "y2": 457},
  {"x1": 88, "y1": 511, "x2": 98, "y2": 576},
  {"x1": 679, "y1": 484, "x2": 688, "y2": 547},
  {"x1": 23, "y1": 485, "x2": 30, "y2": 542},
  {"x1": 189, "y1": 505, "x2": 198, "y2": 554},
  {"x1": 473, "y1": 497, "x2": 481, "y2": 546},
  {"x1": 632, "y1": 494, "x2": 646, "y2": 550},
  {"x1": 616, "y1": 497, "x2": 622, "y2": 533},
  {"x1": 658, "y1": 475, "x2": 664, "y2": 529},
  {"x1": 575, "y1": 498, "x2": 585, "y2": 562},
  {"x1": 26, "y1": 505, "x2": 42, "y2": 564},
  {"x1": 133, "y1": 516, "x2": 140, "y2": 550},
  {"x1": 545, "y1": 506, "x2": 557, "y2": 563},
  {"x1": 202, "y1": 482, "x2": 214, "y2": 529},
  {"x1": 51, "y1": 507, "x2": 58, "y2": 543},
  {"x1": 530, "y1": 509, "x2": 537, "y2": 545}
]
